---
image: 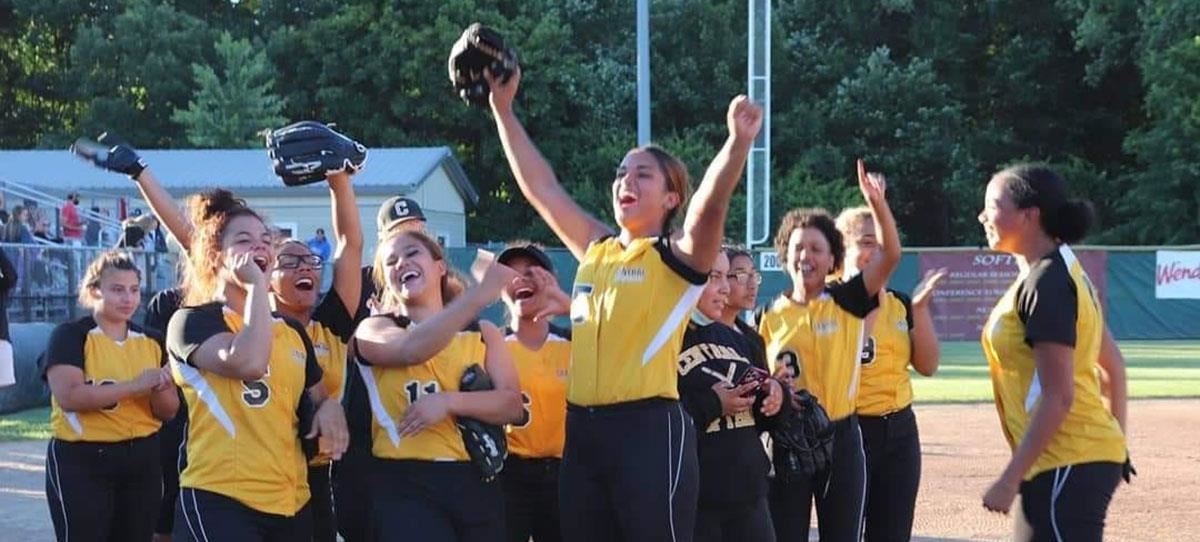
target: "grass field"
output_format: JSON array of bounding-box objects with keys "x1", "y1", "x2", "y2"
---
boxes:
[
  {"x1": 0, "y1": 341, "x2": 1194, "y2": 441},
  {"x1": 914, "y1": 340, "x2": 1200, "y2": 402},
  {"x1": 0, "y1": 406, "x2": 51, "y2": 442}
]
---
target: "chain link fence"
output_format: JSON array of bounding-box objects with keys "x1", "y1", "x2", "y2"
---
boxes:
[{"x1": 0, "y1": 243, "x2": 178, "y2": 324}]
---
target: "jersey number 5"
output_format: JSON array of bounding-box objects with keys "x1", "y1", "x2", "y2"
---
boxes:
[{"x1": 242, "y1": 366, "x2": 271, "y2": 408}]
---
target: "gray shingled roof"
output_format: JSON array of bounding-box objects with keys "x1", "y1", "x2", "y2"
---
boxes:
[{"x1": 0, "y1": 147, "x2": 479, "y2": 206}]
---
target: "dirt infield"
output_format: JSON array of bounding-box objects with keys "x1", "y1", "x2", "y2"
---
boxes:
[
  {"x1": 1, "y1": 400, "x2": 1196, "y2": 540},
  {"x1": 911, "y1": 400, "x2": 1200, "y2": 541}
]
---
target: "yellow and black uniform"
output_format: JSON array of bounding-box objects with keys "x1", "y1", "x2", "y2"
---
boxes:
[
  {"x1": 560, "y1": 236, "x2": 705, "y2": 542},
  {"x1": 167, "y1": 302, "x2": 322, "y2": 542},
  {"x1": 982, "y1": 245, "x2": 1125, "y2": 541},
  {"x1": 502, "y1": 325, "x2": 571, "y2": 542},
  {"x1": 759, "y1": 273, "x2": 874, "y2": 542},
  {"x1": 304, "y1": 291, "x2": 355, "y2": 542},
  {"x1": 144, "y1": 287, "x2": 187, "y2": 537},
  {"x1": 355, "y1": 315, "x2": 503, "y2": 542},
  {"x1": 855, "y1": 289, "x2": 923, "y2": 542},
  {"x1": 678, "y1": 314, "x2": 788, "y2": 542},
  {"x1": 42, "y1": 316, "x2": 167, "y2": 542}
]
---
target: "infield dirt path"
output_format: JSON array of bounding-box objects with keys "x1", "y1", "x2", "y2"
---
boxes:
[{"x1": 1, "y1": 400, "x2": 1196, "y2": 541}]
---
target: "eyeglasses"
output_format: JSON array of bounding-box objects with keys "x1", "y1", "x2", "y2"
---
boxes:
[
  {"x1": 707, "y1": 271, "x2": 725, "y2": 282},
  {"x1": 726, "y1": 271, "x2": 762, "y2": 286},
  {"x1": 275, "y1": 254, "x2": 323, "y2": 269}
]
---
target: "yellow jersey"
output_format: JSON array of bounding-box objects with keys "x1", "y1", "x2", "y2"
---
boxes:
[
  {"x1": 167, "y1": 303, "x2": 322, "y2": 516},
  {"x1": 356, "y1": 315, "x2": 486, "y2": 461},
  {"x1": 759, "y1": 274, "x2": 875, "y2": 421},
  {"x1": 568, "y1": 236, "x2": 707, "y2": 406},
  {"x1": 505, "y1": 325, "x2": 571, "y2": 459},
  {"x1": 44, "y1": 316, "x2": 165, "y2": 442},
  {"x1": 305, "y1": 292, "x2": 354, "y2": 466},
  {"x1": 982, "y1": 245, "x2": 1126, "y2": 480},
  {"x1": 856, "y1": 290, "x2": 916, "y2": 416}
]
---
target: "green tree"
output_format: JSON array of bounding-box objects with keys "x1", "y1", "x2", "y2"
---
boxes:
[
  {"x1": 173, "y1": 32, "x2": 286, "y2": 148},
  {"x1": 63, "y1": 0, "x2": 214, "y2": 148},
  {"x1": 1116, "y1": 0, "x2": 1200, "y2": 243}
]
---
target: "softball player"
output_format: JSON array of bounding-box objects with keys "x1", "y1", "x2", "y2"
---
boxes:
[
  {"x1": 44, "y1": 251, "x2": 180, "y2": 542},
  {"x1": 486, "y1": 62, "x2": 762, "y2": 542},
  {"x1": 679, "y1": 250, "x2": 787, "y2": 542},
  {"x1": 352, "y1": 229, "x2": 525, "y2": 542},
  {"x1": 758, "y1": 161, "x2": 901, "y2": 542},
  {"x1": 836, "y1": 206, "x2": 946, "y2": 542},
  {"x1": 91, "y1": 143, "x2": 364, "y2": 542},
  {"x1": 165, "y1": 189, "x2": 347, "y2": 541},
  {"x1": 144, "y1": 286, "x2": 186, "y2": 542},
  {"x1": 496, "y1": 244, "x2": 572, "y2": 542},
  {"x1": 978, "y1": 164, "x2": 1129, "y2": 541}
]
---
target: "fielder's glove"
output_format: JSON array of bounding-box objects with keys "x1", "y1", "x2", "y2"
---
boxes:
[
  {"x1": 1123, "y1": 452, "x2": 1137, "y2": 484},
  {"x1": 265, "y1": 121, "x2": 366, "y2": 186},
  {"x1": 447, "y1": 23, "x2": 517, "y2": 106},
  {"x1": 771, "y1": 389, "x2": 835, "y2": 483},
  {"x1": 71, "y1": 132, "x2": 147, "y2": 179},
  {"x1": 456, "y1": 363, "x2": 508, "y2": 481}
]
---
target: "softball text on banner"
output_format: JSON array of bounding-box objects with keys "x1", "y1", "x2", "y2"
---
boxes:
[
  {"x1": 1155, "y1": 251, "x2": 1200, "y2": 299},
  {"x1": 918, "y1": 249, "x2": 1108, "y2": 341}
]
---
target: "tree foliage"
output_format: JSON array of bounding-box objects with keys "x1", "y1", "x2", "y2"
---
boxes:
[{"x1": 3, "y1": 0, "x2": 1197, "y2": 245}]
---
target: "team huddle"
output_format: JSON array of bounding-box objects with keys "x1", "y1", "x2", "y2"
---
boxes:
[{"x1": 40, "y1": 25, "x2": 1132, "y2": 542}]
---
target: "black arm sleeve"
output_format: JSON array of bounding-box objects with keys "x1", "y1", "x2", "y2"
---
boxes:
[
  {"x1": 829, "y1": 273, "x2": 877, "y2": 318},
  {"x1": 654, "y1": 236, "x2": 708, "y2": 285},
  {"x1": 312, "y1": 290, "x2": 355, "y2": 343},
  {"x1": 1017, "y1": 259, "x2": 1078, "y2": 347},
  {"x1": 143, "y1": 288, "x2": 183, "y2": 336},
  {"x1": 166, "y1": 305, "x2": 230, "y2": 366},
  {"x1": 42, "y1": 319, "x2": 89, "y2": 376},
  {"x1": 679, "y1": 382, "x2": 723, "y2": 434},
  {"x1": 283, "y1": 317, "x2": 324, "y2": 389},
  {"x1": 892, "y1": 290, "x2": 915, "y2": 330}
]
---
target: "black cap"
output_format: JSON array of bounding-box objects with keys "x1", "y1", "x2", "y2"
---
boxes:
[
  {"x1": 377, "y1": 196, "x2": 426, "y2": 232},
  {"x1": 497, "y1": 244, "x2": 553, "y2": 272}
]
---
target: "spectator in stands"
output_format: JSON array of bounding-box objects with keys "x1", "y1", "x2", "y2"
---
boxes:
[
  {"x1": 307, "y1": 228, "x2": 332, "y2": 263},
  {"x1": 85, "y1": 206, "x2": 102, "y2": 247},
  {"x1": 61, "y1": 192, "x2": 84, "y2": 245},
  {"x1": 0, "y1": 193, "x2": 9, "y2": 225},
  {"x1": 4, "y1": 206, "x2": 34, "y2": 244},
  {"x1": 33, "y1": 215, "x2": 63, "y2": 244}
]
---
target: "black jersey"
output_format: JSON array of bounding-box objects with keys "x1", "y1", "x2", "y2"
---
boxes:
[{"x1": 677, "y1": 314, "x2": 786, "y2": 505}]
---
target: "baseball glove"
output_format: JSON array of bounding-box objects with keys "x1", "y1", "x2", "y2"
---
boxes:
[
  {"x1": 770, "y1": 389, "x2": 835, "y2": 483},
  {"x1": 265, "y1": 121, "x2": 366, "y2": 186},
  {"x1": 71, "y1": 132, "x2": 147, "y2": 179},
  {"x1": 447, "y1": 23, "x2": 517, "y2": 106},
  {"x1": 456, "y1": 363, "x2": 508, "y2": 481}
]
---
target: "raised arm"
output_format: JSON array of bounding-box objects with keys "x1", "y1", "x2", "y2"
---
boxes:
[
  {"x1": 909, "y1": 269, "x2": 947, "y2": 377},
  {"x1": 132, "y1": 168, "x2": 192, "y2": 251},
  {"x1": 673, "y1": 96, "x2": 762, "y2": 272},
  {"x1": 355, "y1": 262, "x2": 518, "y2": 367},
  {"x1": 487, "y1": 67, "x2": 611, "y2": 259},
  {"x1": 326, "y1": 172, "x2": 363, "y2": 315},
  {"x1": 857, "y1": 160, "x2": 902, "y2": 297},
  {"x1": 186, "y1": 254, "x2": 273, "y2": 380}
]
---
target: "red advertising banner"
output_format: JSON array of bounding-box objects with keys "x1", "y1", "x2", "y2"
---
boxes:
[{"x1": 918, "y1": 249, "x2": 1108, "y2": 341}]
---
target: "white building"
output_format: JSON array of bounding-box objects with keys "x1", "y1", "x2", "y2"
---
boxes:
[{"x1": 0, "y1": 147, "x2": 479, "y2": 248}]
